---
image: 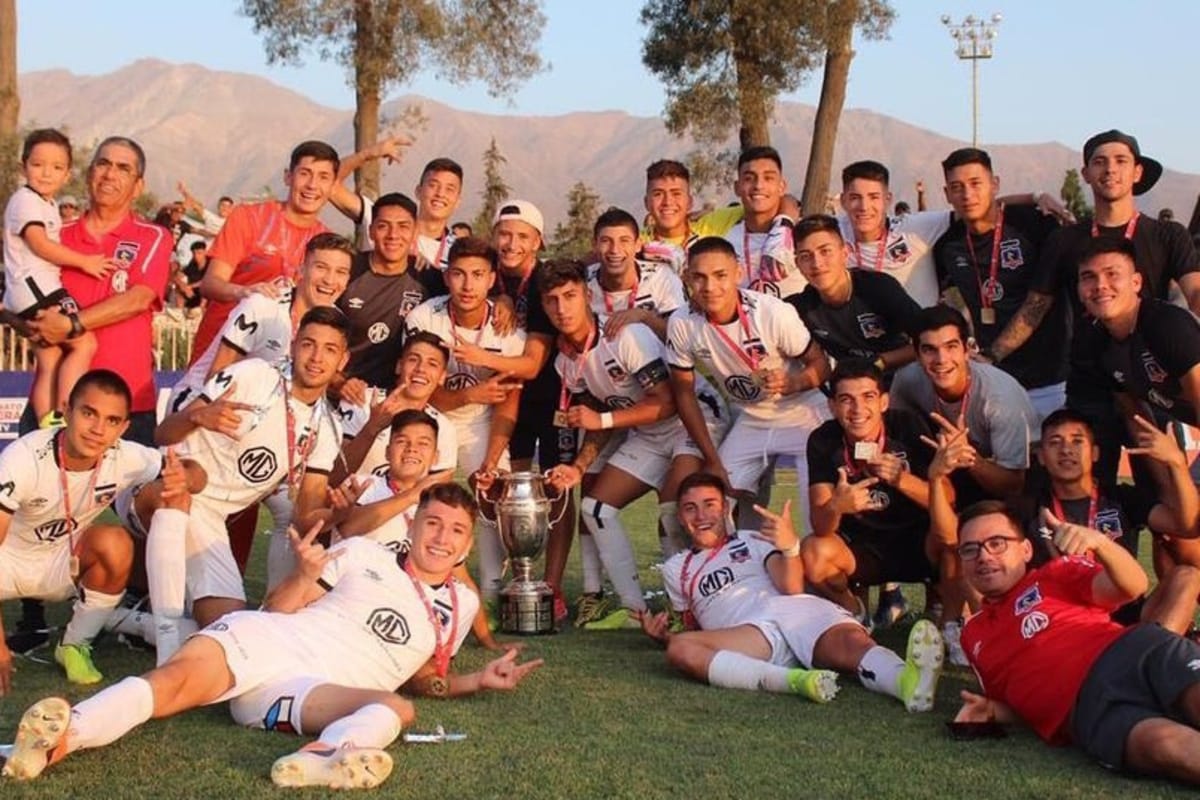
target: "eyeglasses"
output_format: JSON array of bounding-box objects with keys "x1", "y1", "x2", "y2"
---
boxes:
[{"x1": 957, "y1": 535, "x2": 1023, "y2": 561}]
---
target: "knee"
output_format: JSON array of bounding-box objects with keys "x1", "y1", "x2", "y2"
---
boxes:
[
  {"x1": 375, "y1": 694, "x2": 416, "y2": 728},
  {"x1": 664, "y1": 635, "x2": 698, "y2": 673},
  {"x1": 801, "y1": 535, "x2": 837, "y2": 582},
  {"x1": 85, "y1": 524, "x2": 134, "y2": 567}
]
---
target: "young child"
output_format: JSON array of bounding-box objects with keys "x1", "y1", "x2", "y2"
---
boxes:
[{"x1": 3, "y1": 128, "x2": 113, "y2": 427}]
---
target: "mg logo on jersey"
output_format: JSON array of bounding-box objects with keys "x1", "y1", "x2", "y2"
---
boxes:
[
  {"x1": 697, "y1": 566, "x2": 734, "y2": 597},
  {"x1": 748, "y1": 279, "x2": 781, "y2": 298},
  {"x1": 446, "y1": 373, "x2": 479, "y2": 392},
  {"x1": 34, "y1": 518, "x2": 71, "y2": 543},
  {"x1": 724, "y1": 375, "x2": 761, "y2": 402},
  {"x1": 238, "y1": 447, "x2": 278, "y2": 483},
  {"x1": 367, "y1": 608, "x2": 411, "y2": 645},
  {"x1": 368, "y1": 322, "x2": 390, "y2": 343},
  {"x1": 1020, "y1": 610, "x2": 1050, "y2": 640},
  {"x1": 263, "y1": 695, "x2": 297, "y2": 734},
  {"x1": 1141, "y1": 352, "x2": 1167, "y2": 383}
]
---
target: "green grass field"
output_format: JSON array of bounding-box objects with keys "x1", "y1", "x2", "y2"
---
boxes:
[{"x1": 0, "y1": 477, "x2": 1195, "y2": 799}]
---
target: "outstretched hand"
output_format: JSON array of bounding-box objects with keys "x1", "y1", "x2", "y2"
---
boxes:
[
  {"x1": 752, "y1": 499, "x2": 799, "y2": 552},
  {"x1": 479, "y1": 648, "x2": 543, "y2": 691},
  {"x1": 289, "y1": 520, "x2": 340, "y2": 580}
]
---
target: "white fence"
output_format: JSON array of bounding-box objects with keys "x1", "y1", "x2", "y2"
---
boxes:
[{"x1": 0, "y1": 310, "x2": 200, "y2": 372}]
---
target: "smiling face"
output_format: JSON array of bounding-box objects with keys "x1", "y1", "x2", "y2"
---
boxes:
[
  {"x1": 370, "y1": 204, "x2": 416, "y2": 264},
  {"x1": 386, "y1": 421, "x2": 438, "y2": 481},
  {"x1": 829, "y1": 376, "x2": 887, "y2": 442},
  {"x1": 291, "y1": 322, "x2": 349, "y2": 391},
  {"x1": 87, "y1": 142, "x2": 144, "y2": 215},
  {"x1": 406, "y1": 498, "x2": 474, "y2": 582},
  {"x1": 415, "y1": 169, "x2": 462, "y2": 224},
  {"x1": 594, "y1": 223, "x2": 639, "y2": 282},
  {"x1": 794, "y1": 229, "x2": 849, "y2": 292},
  {"x1": 23, "y1": 142, "x2": 72, "y2": 200},
  {"x1": 64, "y1": 385, "x2": 130, "y2": 462},
  {"x1": 943, "y1": 163, "x2": 998, "y2": 224},
  {"x1": 396, "y1": 341, "x2": 448, "y2": 402},
  {"x1": 677, "y1": 484, "x2": 731, "y2": 549},
  {"x1": 916, "y1": 325, "x2": 970, "y2": 396},
  {"x1": 842, "y1": 177, "x2": 892, "y2": 240},
  {"x1": 284, "y1": 155, "x2": 337, "y2": 217},
  {"x1": 297, "y1": 248, "x2": 352, "y2": 308},
  {"x1": 1082, "y1": 142, "x2": 1143, "y2": 204},
  {"x1": 1078, "y1": 250, "x2": 1142, "y2": 323},
  {"x1": 686, "y1": 250, "x2": 741, "y2": 319},
  {"x1": 493, "y1": 219, "x2": 541, "y2": 273},
  {"x1": 734, "y1": 158, "x2": 786, "y2": 218},
  {"x1": 645, "y1": 175, "x2": 693, "y2": 236},
  {"x1": 1037, "y1": 420, "x2": 1097, "y2": 484},
  {"x1": 959, "y1": 512, "x2": 1033, "y2": 599}
]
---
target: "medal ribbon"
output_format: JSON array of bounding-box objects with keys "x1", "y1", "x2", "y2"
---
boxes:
[
  {"x1": 404, "y1": 559, "x2": 459, "y2": 678},
  {"x1": 841, "y1": 422, "x2": 888, "y2": 480},
  {"x1": 966, "y1": 203, "x2": 1005, "y2": 314},
  {"x1": 558, "y1": 323, "x2": 599, "y2": 412},
  {"x1": 602, "y1": 269, "x2": 640, "y2": 313},
  {"x1": 679, "y1": 537, "x2": 729, "y2": 613},
  {"x1": 706, "y1": 293, "x2": 761, "y2": 372},
  {"x1": 448, "y1": 301, "x2": 491, "y2": 348},
  {"x1": 281, "y1": 378, "x2": 319, "y2": 498},
  {"x1": 1051, "y1": 485, "x2": 1099, "y2": 529},
  {"x1": 56, "y1": 432, "x2": 102, "y2": 560},
  {"x1": 853, "y1": 220, "x2": 889, "y2": 271},
  {"x1": 1091, "y1": 211, "x2": 1139, "y2": 240}
]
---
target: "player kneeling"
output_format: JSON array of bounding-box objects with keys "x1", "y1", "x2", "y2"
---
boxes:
[
  {"x1": 639, "y1": 472, "x2": 942, "y2": 711},
  {"x1": 2, "y1": 483, "x2": 541, "y2": 788}
]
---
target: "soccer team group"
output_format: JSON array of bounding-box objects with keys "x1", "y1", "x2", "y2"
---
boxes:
[{"x1": 1, "y1": 123, "x2": 1200, "y2": 789}]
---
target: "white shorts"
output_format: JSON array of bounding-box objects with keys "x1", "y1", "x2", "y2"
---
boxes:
[
  {"x1": 0, "y1": 544, "x2": 75, "y2": 602},
  {"x1": 263, "y1": 484, "x2": 293, "y2": 538},
  {"x1": 1027, "y1": 382, "x2": 1067, "y2": 428},
  {"x1": 454, "y1": 415, "x2": 511, "y2": 475},
  {"x1": 720, "y1": 404, "x2": 829, "y2": 525},
  {"x1": 750, "y1": 593, "x2": 862, "y2": 668},
  {"x1": 604, "y1": 413, "x2": 729, "y2": 488},
  {"x1": 199, "y1": 611, "x2": 323, "y2": 734}
]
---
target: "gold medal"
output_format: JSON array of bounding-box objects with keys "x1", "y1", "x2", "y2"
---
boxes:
[
  {"x1": 980, "y1": 307, "x2": 996, "y2": 325},
  {"x1": 553, "y1": 410, "x2": 570, "y2": 428},
  {"x1": 69, "y1": 554, "x2": 80, "y2": 580}
]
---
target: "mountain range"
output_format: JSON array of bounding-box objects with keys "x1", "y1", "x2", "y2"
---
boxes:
[{"x1": 17, "y1": 59, "x2": 1199, "y2": 231}]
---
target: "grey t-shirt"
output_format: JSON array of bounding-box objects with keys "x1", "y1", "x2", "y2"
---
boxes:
[{"x1": 889, "y1": 360, "x2": 1035, "y2": 505}]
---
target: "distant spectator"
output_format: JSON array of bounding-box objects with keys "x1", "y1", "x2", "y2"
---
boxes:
[
  {"x1": 58, "y1": 195, "x2": 81, "y2": 224},
  {"x1": 451, "y1": 221, "x2": 473, "y2": 238},
  {"x1": 177, "y1": 180, "x2": 233, "y2": 237},
  {"x1": 894, "y1": 201, "x2": 911, "y2": 217},
  {"x1": 1160, "y1": 207, "x2": 1175, "y2": 223},
  {"x1": 174, "y1": 239, "x2": 208, "y2": 311}
]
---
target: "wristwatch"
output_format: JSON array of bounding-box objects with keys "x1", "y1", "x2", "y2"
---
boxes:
[{"x1": 67, "y1": 312, "x2": 86, "y2": 338}]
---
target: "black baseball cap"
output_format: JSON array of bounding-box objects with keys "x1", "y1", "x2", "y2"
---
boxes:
[{"x1": 1082, "y1": 130, "x2": 1163, "y2": 196}]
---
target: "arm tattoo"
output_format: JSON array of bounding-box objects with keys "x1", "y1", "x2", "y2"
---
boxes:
[
  {"x1": 575, "y1": 429, "x2": 614, "y2": 472},
  {"x1": 992, "y1": 292, "x2": 1053, "y2": 361}
]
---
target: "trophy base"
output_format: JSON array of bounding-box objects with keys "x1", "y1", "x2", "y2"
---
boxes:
[{"x1": 499, "y1": 581, "x2": 556, "y2": 635}]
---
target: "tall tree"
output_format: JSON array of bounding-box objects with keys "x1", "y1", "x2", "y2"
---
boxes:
[
  {"x1": 472, "y1": 137, "x2": 511, "y2": 235},
  {"x1": 1060, "y1": 168, "x2": 1092, "y2": 223},
  {"x1": 800, "y1": 0, "x2": 894, "y2": 215},
  {"x1": 241, "y1": 0, "x2": 545, "y2": 198},
  {"x1": 0, "y1": 0, "x2": 20, "y2": 213},
  {"x1": 550, "y1": 181, "x2": 602, "y2": 259}
]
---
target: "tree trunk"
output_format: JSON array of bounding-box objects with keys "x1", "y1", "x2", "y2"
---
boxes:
[
  {"x1": 733, "y1": 54, "x2": 771, "y2": 149},
  {"x1": 0, "y1": 0, "x2": 19, "y2": 201},
  {"x1": 352, "y1": 0, "x2": 380, "y2": 198},
  {"x1": 801, "y1": 0, "x2": 856, "y2": 215}
]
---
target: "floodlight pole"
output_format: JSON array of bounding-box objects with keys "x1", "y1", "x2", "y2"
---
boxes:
[{"x1": 941, "y1": 13, "x2": 1003, "y2": 148}]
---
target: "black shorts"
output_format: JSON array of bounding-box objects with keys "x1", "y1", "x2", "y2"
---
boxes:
[
  {"x1": 17, "y1": 283, "x2": 80, "y2": 320},
  {"x1": 840, "y1": 528, "x2": 935, "y2": 586},
  {"x1": 509, "y1": 404, "x2": 577, "y2": 472},
  {"x1": 1071, "y1": 624, "x2": 1200, "y2": 770}
]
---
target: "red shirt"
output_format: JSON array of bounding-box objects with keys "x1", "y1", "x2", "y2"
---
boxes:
[
  {"x1": 193, "y1": 201, "x2": 327, "y2": 359},
  {"x1": 60, "y1": 214, "x2": 170, "y2": 413},
  {"x1": 961, "y1": 557, "x2": 1126, "y2": 744}
]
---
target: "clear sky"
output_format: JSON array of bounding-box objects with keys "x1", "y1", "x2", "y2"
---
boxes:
[{"x1": 17, "y1": 1, "x2": 1200, "y2": 171}]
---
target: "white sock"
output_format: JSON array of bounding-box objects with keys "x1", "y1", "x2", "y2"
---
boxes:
[
  {"x1": 707, "y1": 650, "x2": 792, "y2": 693},
  {"x1": 62, "y1": 586, "x2": 123, "y2": 646},
  {"x1": 476, "y1": 520, "x2": 506, "y2": 602},
  {"x1": 578, "y1": 532, "x2": 603, "y2": 595},
  {"x1": 316, "y1": 703, "x2": 402, "y2": 749},
  {"x1": 857, "y1": 645, "x2": 906, "y2": 699},
  {"x1": 105, "y1": 610, "x2": 197, "y2": 645},
  {"x1": 658, "y1": 501, "x2": 684, "y2": 559},
  {"x1": 146, "y1": 508, "x2": 188, "y2": 619},
  {"x1": 66, "y1": 676, "x2": 155, "y2": 752},
  {"x1": 580, "y1": 498, "x2": 646, "y2": 611},
  {"x1": 266, "y1": 529, "x2": 296, "y2": 592}
]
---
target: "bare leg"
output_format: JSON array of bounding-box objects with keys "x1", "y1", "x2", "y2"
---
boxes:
[
  {"x1": 55, "y1": 332, "x2": 98, "y2": 413},
  {"x1": 192, "y1": 596, "x2": 246, "y2": 628},
  {"x1": 1124, "y1": 717, "x2": 1200, "y2": 784},
  {"x1": 801, "y1": 533, "x2": 860, "y2": 613},
  {"x1": 30, "y1": 344, "x2": 62, "y2": 420},
  {"x1": 1142, "y1": 564, "x2": 1200, "y2": 635},
  {"x1": 664, "y1": 625, "x2": 773, "y2": 683}
]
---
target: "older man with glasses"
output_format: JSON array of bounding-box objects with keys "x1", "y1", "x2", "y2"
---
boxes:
[{"x1": 954, "y1": 499, "x2": 1200, "y2": 786}]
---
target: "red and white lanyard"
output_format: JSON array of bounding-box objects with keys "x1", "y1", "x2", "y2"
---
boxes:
[
  {"x1": 934, "y1": 374, "x2": 972, "y2": 423},
  {"x1": 448, "y1": 302, "x2": 491, "y2": 348},
  {"x1": 853, "y1": 222, "x2": 889, "y2": 271},
  {"x1": 966, "y1": 204, "x2": 1005, "y2": 313},
  {"x1": 56, "y1": 433, "x2": 102, "y2": 558},
  {"x1": 841, "y1": 424, "x2": 888, "y2": 480},
  {"x1": 679, "y1": 538, "x2": 729, "y2": 612},
  {"x1": 281, "y1": 378, "x2": 319, "y2": 498},
  {"x1": 707, "y1": 294, "x2": 761, "y2": 372},
  {"x1": 1091, "y1": 212, "x2": 1139, "y2": 240},
  {"x1": 404, "y1": 560, "x2": 458, "y2": 678},
  {"x1": 603, "y1": 271, "x2": 640, "y2": 313},
  {"x1": 558, "y1": 324, "x2": 599, "y2": 413},
  {"x1": 1051, "y1": 485, "x2": 1099, "y2": 528}
]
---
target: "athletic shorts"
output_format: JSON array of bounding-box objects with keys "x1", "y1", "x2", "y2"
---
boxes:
[
  {"x1": 600, "y1": 413, "x2": 730, "y2": 487},
  {"x1": 12, "y1": 278, "x2": 77, "y2": 320},
  {"x1": 454, "y1": 414, "x2": 511, "y2": 475},
  {"x1": 0, "y1": 543, "x2": 75, "y2": 602},
  {"x1": 840, "y1": 528, "x2": 935, "y2": 587},
  {"x1": 751, "y1": 593, "x2": 862, "y2": 668},
  {"x1": 510, "y1": 405, "x2": 577, "y2": 471},
  {"x1": 1071, "y1": 623, "x2": 1200, "y2": 770}
]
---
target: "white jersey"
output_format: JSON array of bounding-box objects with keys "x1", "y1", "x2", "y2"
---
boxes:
[
  {"x1": 414, "y1": 231, "x2": 456, "y2": 271},
  {"x1": 173, "y1": 287, "x2": 296, "y2": 406},
  {"x1": 404, "y1": 297, "x2": 527, "y2": 424},
  {"x1": 726, "y1": 216, "x2": 807, "y2": 299},
  {"x1": 585, "y1": 260, "x2": 685, "y2": 319},
  {"x1": 338, "y1": 394, "x2": 457, "y2": 478},
  {"x1": 3, "y1": 185, "x2": 64, "y2": 311},
  {"x1": 667, "y1": 290, "x2": 822, "y2": 422},
  {"x1": 264, "y1": 538, "x2": 477, "y2": 691},
  {"x1": 348, "y1": 474, "x2": 415, "y2": 552},
  {"x1": 0, "y1": 429, "x2": 161, "y2": 554},
  {"x1": 838, "y1": 211, "x2": 951, "y2": 308},
  {"x1": 556, "y1": 320, "x2": 723, "y2": 438},
  {"x1": 176, "y1": 359, "x2": 342, "y2": 518},
  {"x1": 661, "y1": 533, "x2": 780, "y2": 630}
]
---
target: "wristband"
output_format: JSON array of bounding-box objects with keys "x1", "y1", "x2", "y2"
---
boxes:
[
  {"x1": 600, "y1": 412, "x2": 614, "y2": 430},
  {"x1": 781, "y1": 541, "x2": 801, "y2": 558},
  {"x1": 67, "y1": 312, "x2": 85, "y2": 338}
]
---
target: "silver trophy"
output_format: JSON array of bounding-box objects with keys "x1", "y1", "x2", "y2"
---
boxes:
[{"x1": 478, "y1": 471, "x2": 567, "y2": 635}]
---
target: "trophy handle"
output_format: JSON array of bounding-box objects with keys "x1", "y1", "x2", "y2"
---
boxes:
[
  {"x1": 546, "y1": 485, "x2": 572, "y2": 526},
  {"x1": 474, "y1": 477, "x2": 500, "y2": 525}
]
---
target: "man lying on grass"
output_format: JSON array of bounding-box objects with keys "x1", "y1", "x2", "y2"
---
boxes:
[
  {"x1": 638, "y1": 471, "x2": 943, "y2": 711},
  {"x1": 955, "y1": 500, "x2": 1200, "y2": 784},
  {"x1": 2, "y1": 482, "x2": 541, "y2": 790}
]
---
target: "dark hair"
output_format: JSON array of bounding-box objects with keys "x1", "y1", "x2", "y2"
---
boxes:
[
  {"x1": 22, "y1": 128, "x2": 72, "y2": 164},
  {"x1": 92, "y1": 136, "x2": 147, "y2": 178},
  {"x1": 842, "y1": 160, "x2": 890, "y2": 187},
  {"x1": 792, "y1": 214, "x2": 843, "y2": 246},
  {"x1": 68, "y1": 369, "x2": 132, "y2": 414},
  {"x1": 909, "y1": 305, "x2": 970, "y2": 346},
  {"x1": 190, "y1": 240, "x2": 207, "y2": 252},
  {"x1": 420, "y1": 157, "x2": 464, "y2": 184},
  {"x1": 305, "y1": 232, "x2": 356, "y2": 261},
  {"x1": 390, "y1": 408, "x2": 439, "y2": 439},
  {"x1": 593, "y1": 207, "x2": 640, "y2": 240},
  {"x1": 401, "y1": 330, "x2": 451, "y2": 364},
  {"x1": 738, "y1": 146, "x2": 783, "y2": 171},
  {"x1": 646, "y1": 159, "x2": 690, "y2": 183},
  {"x1": 536, "y1": 258, "x2": 589, "y2": 296},
  {"x1": 1040, "y1": 407, "x2": 1095, "y2": 443},
  {"x1": 417, "y1": 481, "x2": 479, "y2": 525},
  {"x1": 289, "y1": 140, "x2": 340, "y2": 173},
  {"x1": 828, "y1": 358, "x2": 884, "y2": 395},
  {"x1": 218, "y1": 195, "x2": 234, "y2": 206},
  {"x1": 941, "y1": 147, "x2": 993, "y2": 176},
  {"x1": 894, "y1": 201, "x2": 911, "y2": 215},
  {"x1": 1078, "y1": 236, "x2": 1137, "y2": 272},
  {"x1": 450, "y1": 222, "x2": 473, "y2": 236},
  {"x1": 958, "y1": 499, "x2": 1026, "y2": 540},
  {"x1": 687, "y1": 236, "x2": 738, "y2": 265},
  {"x1": 447, "y1": 236, "x2": 497, "y2": 271},
  {"x1": 677, "y1": 471, "x2": 730, "y2": 500},
  {"x1": 297, "y1": 305, "x2": 350, "y2": 343},
  {"x1": 372, "y1": 192, "x2": 418, "y2": 220}
]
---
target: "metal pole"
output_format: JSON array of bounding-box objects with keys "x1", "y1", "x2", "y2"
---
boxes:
[{"x1": 971, "y1": 52, "x2": 979, "y2": 147}]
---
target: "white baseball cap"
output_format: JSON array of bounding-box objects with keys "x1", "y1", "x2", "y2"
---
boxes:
[{"x1": 493, "y1": 200, "x2": 544, "y2": 237}]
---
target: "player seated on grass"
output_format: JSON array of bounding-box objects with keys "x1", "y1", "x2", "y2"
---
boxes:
[
  {"x1": 1, "y1": 483, "x2": 542, "y2": 789},
  {"x1": 954, "y1": 501, "x2": 1200, "y2": 785},
  {"x1": 0, "y1": 371, "x2": 196, "y2": 690},
  {"x1": 638, "y1": 472, "x2": 943, "y2": 712}
]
